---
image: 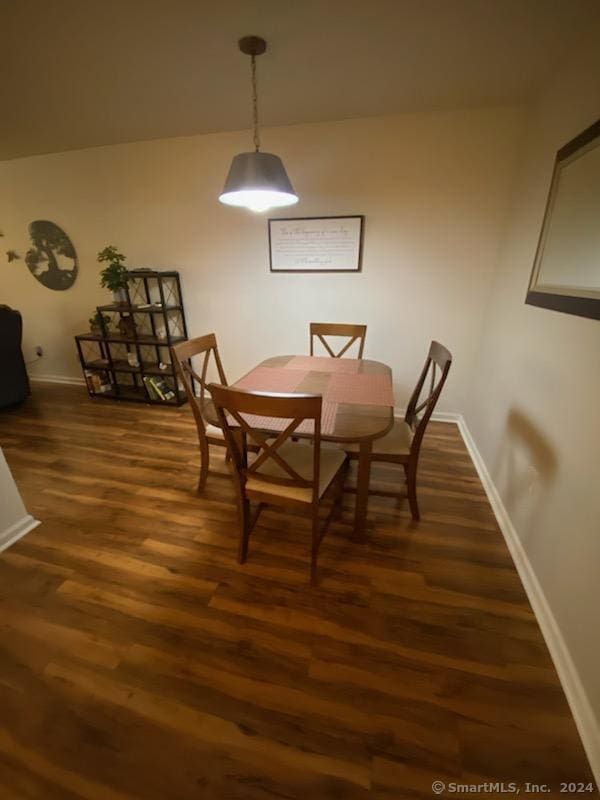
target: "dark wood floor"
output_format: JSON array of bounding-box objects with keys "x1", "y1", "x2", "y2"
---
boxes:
[{"x1": 0, "y1": 383, "x2": 595, "y2": 799}]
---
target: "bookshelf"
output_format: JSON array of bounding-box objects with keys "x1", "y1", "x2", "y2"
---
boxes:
[{"x1": 74, "y1": 269, "x2": 190, "y2": 406}]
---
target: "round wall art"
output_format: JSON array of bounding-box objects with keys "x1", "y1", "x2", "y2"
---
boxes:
[{"x1": 25, "y1": 220, "x2": 78, "y2": 290}]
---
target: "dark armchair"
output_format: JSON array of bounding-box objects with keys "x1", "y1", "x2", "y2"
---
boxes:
[{"x1": 0, "y1": 305, "x2": 29, "y2": 408}]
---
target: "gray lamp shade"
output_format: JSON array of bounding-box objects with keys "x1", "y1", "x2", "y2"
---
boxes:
[{"x1": 219, "y1": 151, "x2": 298, "y2": 212}]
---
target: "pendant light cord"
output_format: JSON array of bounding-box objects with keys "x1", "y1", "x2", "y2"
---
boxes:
[{"x1": 251, "y1": 54, "x2": 260, "y2": 152}]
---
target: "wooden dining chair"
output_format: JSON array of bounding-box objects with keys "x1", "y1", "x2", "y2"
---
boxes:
[
  {"x1": 310, "y1": 322, "x2": 367, "y2": 359},
  {"x1": 343, "y1": 341, "x2": 452, "y2": 521},
  {"x1": 171, "y1": 334, "x2": 230, "y2": 493},
  {"x1": 209, "y1": 384, "x2": 349, "y2": 585}
]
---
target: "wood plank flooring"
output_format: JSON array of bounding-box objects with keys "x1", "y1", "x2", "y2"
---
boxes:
[{"x1": 0, "y1": 383, "x2": 595, "y2": 798}]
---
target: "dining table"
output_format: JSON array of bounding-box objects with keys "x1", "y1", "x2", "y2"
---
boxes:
[{"x1": 203, "y1": 354, "x2": 394, "y2": 540}]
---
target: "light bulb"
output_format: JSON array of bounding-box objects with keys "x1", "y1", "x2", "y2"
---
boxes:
[{"x1": 219, "y1": 188, "x2": 298, "y2": 213}]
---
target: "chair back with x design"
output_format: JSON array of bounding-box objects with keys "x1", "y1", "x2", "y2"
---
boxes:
[
  {"x1": 309, "y1": 322, "x2": 367, "y2": 359},
  {"x1": 405, "y1": 340, "x2": 452, "y2": 455},
  {"x1": 171, "y1": 334, "x2": 227, "y2": 434},
  {"x1": 209, "y1": 384, "x2": 323, "y2": 503}
]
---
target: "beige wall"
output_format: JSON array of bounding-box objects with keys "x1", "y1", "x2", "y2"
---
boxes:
[
  {"x1": 0, "y1": 107, "x2": 522, "y2": 412},
  {"x1": 466, "y1": 34, "x2": 600, "y2": 758}
]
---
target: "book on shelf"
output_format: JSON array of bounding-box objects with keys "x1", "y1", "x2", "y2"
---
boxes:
[
  {"x1": 143, "y1": 376, "x2": 159, "y2": 400},
  {"x1": 84, "y1": 370, "x2": 113, "y2": 394},
  {"x1": 151, "y1": 376, "x2": 175, "y2": 401},
  {"x1": 143, "y1": 376, "x2": 175, "y2": 402}
]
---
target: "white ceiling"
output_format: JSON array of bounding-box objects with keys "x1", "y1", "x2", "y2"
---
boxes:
[{"x1": 2, "y1": 0, "x2": 599, "y2": 161}]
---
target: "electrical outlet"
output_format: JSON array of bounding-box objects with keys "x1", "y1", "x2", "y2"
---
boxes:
[{"x1": 35, "y1": 345, "x2": 43, "y2": 358}]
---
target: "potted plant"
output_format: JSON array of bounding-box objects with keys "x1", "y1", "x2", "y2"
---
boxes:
[
  {"x1": 98, "y1": 245, "x2": 128, "y2": 303},
  {"x1": 89, "y1": 311, "x2": 111, "y2": 334}
]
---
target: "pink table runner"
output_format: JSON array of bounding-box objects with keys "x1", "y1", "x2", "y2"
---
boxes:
[
  {"x1": 230, "y1": 359, "x2": 393, "y2": 436},
  {"x1": 232, "y1": 366, "x2": 337, "y2": 434},
  {"x1": 234, "y1": 366, "x2": 307, "y2": 393},
  {"x1": 286, "y1": 355, "x2": 361, "y2": 374},
  {"x1": 241, "y1": 401, "x2": 338, "y2": 437},
  {"x1": 324, "y1": 372, "x2": 394, "y2": 407}
]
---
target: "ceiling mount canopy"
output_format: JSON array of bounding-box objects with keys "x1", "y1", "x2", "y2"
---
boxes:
[
  {"x1": 219, "y1": 35, "x2": 299, "y2": 213},
  {"x1": 238, "y1": 35, "x2": 266, "y2": 58}
]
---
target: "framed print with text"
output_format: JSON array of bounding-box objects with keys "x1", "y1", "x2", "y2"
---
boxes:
[{"x1": 268, "y1": 215, "x2": 364, "y2": 273}]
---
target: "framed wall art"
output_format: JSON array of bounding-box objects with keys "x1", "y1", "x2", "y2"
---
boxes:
[
  {"x1": 268, "y1": 215, "x2": 364, "y2": 273},
  {"x1": 526, "y1": 118, "x2": 600, "y2": 320}
]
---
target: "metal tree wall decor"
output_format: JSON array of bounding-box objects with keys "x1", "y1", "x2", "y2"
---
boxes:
[{"x1": 25, "y1": 220, "x2": 78, "y2": 290}]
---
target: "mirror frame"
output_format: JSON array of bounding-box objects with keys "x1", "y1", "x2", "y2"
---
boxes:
[{"x1": 526, "y1": 117, "x2": 600, "y2": 321}]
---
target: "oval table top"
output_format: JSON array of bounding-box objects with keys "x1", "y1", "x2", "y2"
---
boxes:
[{"x1": 203, "y1": 354, "x2": 394, "y2": 444}]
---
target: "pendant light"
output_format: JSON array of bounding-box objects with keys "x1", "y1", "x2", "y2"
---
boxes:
[{"x1": 219, "y1": 36, "x2": 299, "y2": 213}]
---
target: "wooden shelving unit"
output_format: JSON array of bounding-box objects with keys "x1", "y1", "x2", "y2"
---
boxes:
[{"x1": 74, "y1": 269, "x2": 190, "y2": 406}]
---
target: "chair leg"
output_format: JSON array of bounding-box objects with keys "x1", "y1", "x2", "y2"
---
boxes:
[
  {"x1": 197, "y1": 439, "x2": 210, "y2": 494},
  {"x1": 310, "y1": 506, "x2": 321, "y2": 586},
  {"x1": 238, "y1": 497, "x2": 251, "y2": 564},
  {"x1": 404, "y1": 462, "x2": 420, "y2": 522},
  {"x1": 353, "y1": 441, "x2": 372, "y2": 542},
  {"x1": 333, "y1": 459, "x2": 350, "y2": 518},
  {"x1": 229, "y1": 428, "x2": 245, "y2": 464}
]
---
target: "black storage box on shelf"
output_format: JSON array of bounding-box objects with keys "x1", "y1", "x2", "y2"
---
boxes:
[{"x1": 74, "y1": 269, "x2": 189, "y2": 406}]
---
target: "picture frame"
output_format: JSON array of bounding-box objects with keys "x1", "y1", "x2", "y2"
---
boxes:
[
  {"x1": 525, "y1": 118, "x2": 600, "y2": 320},
  {"x1": 268, "y1": 215, "x2": 364, "y2": 273}
]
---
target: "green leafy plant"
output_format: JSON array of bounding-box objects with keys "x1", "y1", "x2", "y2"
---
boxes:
[
  {"x1": 89, "y1": 311, "x2": 111, "y2": 332},
  {"x1": 98, "y1": 245, "x2": 128, "y2": 292}
]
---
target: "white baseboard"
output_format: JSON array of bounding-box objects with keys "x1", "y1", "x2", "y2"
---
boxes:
[
  {"x1": 0, "y1": 515, "x2": 40, "y2": 554},
  {"x1": 394, "y1": 408, "x2": 461, "y2": 424},
  {"x1": 456, "y1": 414, "x2": 599, "y2": 787},
  {"x1": 429, "y1": 410, "x2": 461, "y2": 423},
  {"x1": 29, "y1": 374, "x2": 85, "y2": 386}
]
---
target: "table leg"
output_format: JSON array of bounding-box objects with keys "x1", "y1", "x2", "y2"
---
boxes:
[{"x1": 353, "y1": 440, "x2": 372, "y2": 542}]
